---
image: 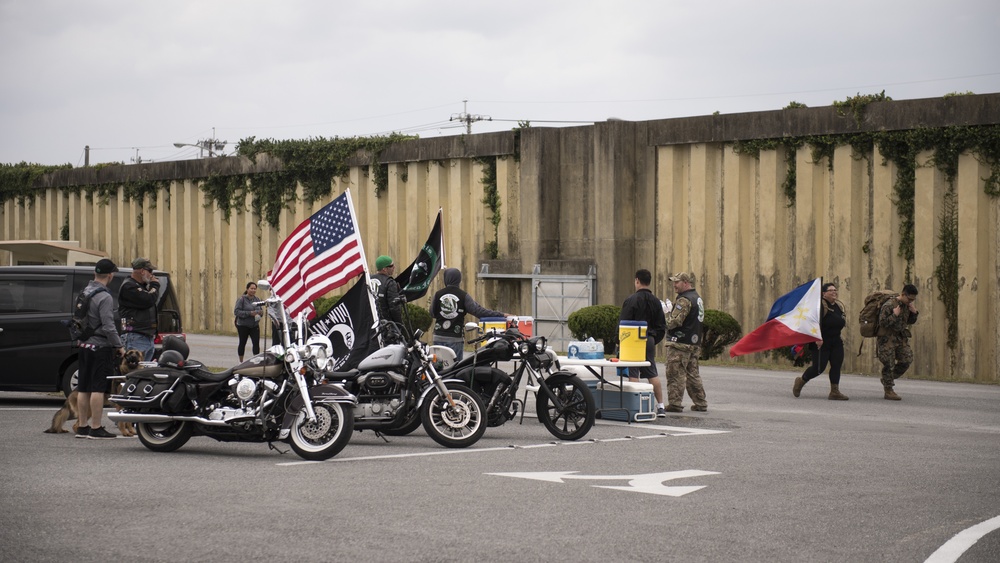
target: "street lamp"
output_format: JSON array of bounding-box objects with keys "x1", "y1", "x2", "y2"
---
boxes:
[{"x1": 172, "y1": 136, "x2": 227, "y2": 158}]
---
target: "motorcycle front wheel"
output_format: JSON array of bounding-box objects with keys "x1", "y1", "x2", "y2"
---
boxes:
[
  {"x1": 288, "y1": 401, "x2": 354, "y2": 461},
  {"x1": 136, "y1": 420, "x2": 192, "y2": 452},
  {"x1": 420, "y1": 383, "x2": 486, "y2": 448},
  {"x1": 536, "y1": 374, "x2": 596, "y2": 441}
]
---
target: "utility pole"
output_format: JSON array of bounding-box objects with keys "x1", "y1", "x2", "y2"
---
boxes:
[{"x1": 449, "y1": 100, "x2": 491, "y2": 134}]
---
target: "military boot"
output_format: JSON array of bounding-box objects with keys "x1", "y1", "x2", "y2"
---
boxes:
[
  {"x1": 828, "y1": 384, "x2": 849, "y2": 401},
  {"x1": 884, "y1": 386, "x2": 901, "y2": 401},
  {"x1": 792, "y1": 377, "x2": 805, "y2": 398}
]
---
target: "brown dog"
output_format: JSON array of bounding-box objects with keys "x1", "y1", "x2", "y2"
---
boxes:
[{"x1": 44, "y1": 349, "x2": 144, "y2": 436}]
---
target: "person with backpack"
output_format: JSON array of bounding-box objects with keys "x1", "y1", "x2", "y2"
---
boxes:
[
  {"x1": 792, "y1": 282, "x2": 848, "y2": 400},
  {"x1": 877, "y1": 284, "x2": 919, "y2": 400},
  {"x1": 75, "y1": 258, "x2": 124, "y2": 440}
]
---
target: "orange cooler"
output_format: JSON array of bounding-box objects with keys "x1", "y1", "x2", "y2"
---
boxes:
[{"x1": 508, "y1": 316, "x2": 534, "y2": 337}]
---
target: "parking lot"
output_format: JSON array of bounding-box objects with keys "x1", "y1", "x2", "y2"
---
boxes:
[{"x1": 1, "y1": 341, "x2": 998, "y2": 562}]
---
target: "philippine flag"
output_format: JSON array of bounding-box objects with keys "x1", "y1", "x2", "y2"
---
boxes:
[{"x1": 729, "y1": 278, "x2": 822, "y2": 357}]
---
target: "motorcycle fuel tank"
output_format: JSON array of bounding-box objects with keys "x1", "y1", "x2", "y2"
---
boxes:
[
  {"x1": 357, "y1": 344, "x2": 406, "y2": 371},
  {"x1": 233, "y1": 352, "x2": 284, "y2": 378}
]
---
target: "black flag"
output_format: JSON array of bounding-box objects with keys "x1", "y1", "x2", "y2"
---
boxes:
[
  {"x1": 308, "y1": 276, "x2": 374, "y2": 371},
  {"x1": 395, "y1": 209, "x2": 445, "y2": 302}
]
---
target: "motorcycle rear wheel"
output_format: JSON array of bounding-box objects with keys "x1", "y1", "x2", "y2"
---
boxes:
[
  {"x1": 420, "y1": 383, "x2": 486, "y2": 448},
  {"x1": 136, "y1": 420, "x2": 192, "y2": 452},
  {"x1": 536, "y1": 374, "x2": 595, "y2": 441},
  {"x1": 288, "y1": 402, "x2": 354, "y2": 461}
]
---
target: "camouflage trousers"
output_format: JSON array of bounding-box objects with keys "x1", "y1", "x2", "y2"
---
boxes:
[
  {"x1": 876, "y1": 335, "x2": 913, "y2": 387},
  {"x1": 665, "y1": 344, "x2": 707, "y2": 408}
]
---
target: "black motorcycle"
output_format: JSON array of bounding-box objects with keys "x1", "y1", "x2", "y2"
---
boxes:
[
  {"x1": 442, "y1": 326, "x2": 596, "y2": 440},
  {"x1": 109, "y1": 319, "x2": 357, "y2": 461},
  {"x1": 325, "y1": 322, "x2": 487, "y2": 448}
]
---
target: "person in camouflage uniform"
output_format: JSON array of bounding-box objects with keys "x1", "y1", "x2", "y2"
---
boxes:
[
  {"x1": 876, "y1": 284, "x2": 919, "y2": 401},
  {"x1": 663, "y1": 272, "x2": 707, "y2": 413}
]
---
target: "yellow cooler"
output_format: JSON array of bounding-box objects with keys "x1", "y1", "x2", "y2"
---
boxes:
[
  {"x1": 478, "y1": 317, "x2": 507, "y2": 347},
  {"x1": 618, "y1": 321, "x2": 647, "y2": 361}
]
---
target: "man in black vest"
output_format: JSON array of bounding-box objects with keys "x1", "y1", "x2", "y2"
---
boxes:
[
  {"x1": 431, "y1": 268, "x2": 507, "y2": 361},
  {"x1": 371, "y1": 255, "x2": 403, "y2": 328},
  {"x1": 620, "y1": 269, "x2": 667, "y2": 416},
  {"x1": 664, "y1": 272, "x2": 708, "y2": 413},
  {"x1": 118, "y1": 257, "x2": 160, "y2": 361}
]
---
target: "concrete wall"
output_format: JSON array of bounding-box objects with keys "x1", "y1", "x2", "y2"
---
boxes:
[{"x1": 2, "y1": 94, "x2": 998, "y2": 382}]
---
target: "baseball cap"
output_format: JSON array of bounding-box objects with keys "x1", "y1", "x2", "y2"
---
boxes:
[
  {"x1": 131, "y1": 257, "x2": 156, "y2": 271},
  {"x1": 95, "y1": 258, "x2": 119, "y2": 274},
  {"x1": 669, "y1": 272, "x2": 695, "y2": 284},
  {"x1": 375, "y1": 255, "x2": 394, "y2": 270}
]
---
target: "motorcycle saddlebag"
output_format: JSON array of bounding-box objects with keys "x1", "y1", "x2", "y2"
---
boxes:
[
  {"x1": 112, "y1": 367, "x2": 189, "y2": 413},
  {"x1": 459, "y1": 366, "x2": 511, "y2": 398}
]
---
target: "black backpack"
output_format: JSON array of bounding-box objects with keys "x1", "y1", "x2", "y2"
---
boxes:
[{"x1": 64, "y1": 286, "x2": 108, "y2": 343}]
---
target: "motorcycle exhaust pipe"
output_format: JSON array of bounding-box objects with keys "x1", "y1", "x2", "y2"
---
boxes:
[{"x1": 108, "y1": 412, "x2": 235, "y2": 427}]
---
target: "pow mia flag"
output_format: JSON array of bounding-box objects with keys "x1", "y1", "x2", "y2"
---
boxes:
[
  {"x1": 309, "y1": 276, "x2": 374, "y2": 371},
  {"x1": 395, "y1": 209, "x2": 445, "y2": 302}
]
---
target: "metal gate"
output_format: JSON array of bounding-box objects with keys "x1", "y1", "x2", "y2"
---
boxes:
[{"x1": 478, "y1": 265, "x2": 596, "y2": 352}]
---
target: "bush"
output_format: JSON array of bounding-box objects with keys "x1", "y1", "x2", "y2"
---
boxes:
[
  {"x1": 405, "y1": 303, "x2": 433, "y2": 332},
  {"x1": 700, "y1": 309, "x2": 742, "y2": 360},
  {"x1": 567, "y1": 304, "x2": 622, "y2": 353}
]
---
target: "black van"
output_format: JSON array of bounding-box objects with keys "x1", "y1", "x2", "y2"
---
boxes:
[{"x1": 0, "y1": 266, "x2": 184, "y2": 395}]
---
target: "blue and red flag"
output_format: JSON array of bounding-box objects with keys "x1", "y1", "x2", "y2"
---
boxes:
[{"x1": 729, "y1": 278, "x2": 822, "y2": 357}]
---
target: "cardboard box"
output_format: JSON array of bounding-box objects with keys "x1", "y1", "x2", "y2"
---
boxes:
[
  {"x1": 567, "y1": 340, "x2": 604, "y2": 360},
  {"x1": 586, "y1": 379, "x2": 656, "y2": 422}
]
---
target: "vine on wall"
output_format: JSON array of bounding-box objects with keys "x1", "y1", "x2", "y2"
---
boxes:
[
  {"x1": 734, "y1": 94, "x2": 1000, "y2": 351},
  {"x1": 477, "y1": 156, "x2": 501, "y2": 259}
]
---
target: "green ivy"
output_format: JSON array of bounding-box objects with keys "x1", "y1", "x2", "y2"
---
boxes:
[
  {"x1": 0, "y1": 162, "x2": 73, "y2": 206},
  {"x1": 832, "y1": 90, "x2": 892, "y2": 128},
  {"x1": 477, "y1": 156, "x2": 501, "y2": 259},
  {"x1": 934, "y1": 185, "x2": 959, "y2": 352}
]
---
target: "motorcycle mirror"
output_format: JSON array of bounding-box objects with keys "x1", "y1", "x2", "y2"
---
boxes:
[
  {"x1": 464, "y1": 322, "x2": 479, "y2": 332},
  {"x1": 256, "y1": 279, "x2": 271, "y2": 292}
]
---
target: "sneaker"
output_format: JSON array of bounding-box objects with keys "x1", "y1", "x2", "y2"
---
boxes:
[
  {"x1": 691, "y1": 405, "x2": 708, "y2": 412},
  {"x1": 87, "y1": 426, "x2": 116, "y2": 440},
  {"x1": 75, "y1": 426, "x2": 90, "y2": 439},
  {"x1": 656, "y1": 407, "x2": 667, "y2": 418},
  {"x1": 665, "y1": 405, "x2": 684, "y2": 413}
]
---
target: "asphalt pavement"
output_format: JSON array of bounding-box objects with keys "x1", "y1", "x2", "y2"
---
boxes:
[{"x1": 1, "y1": 336, "x2": 998, "y2": 562}]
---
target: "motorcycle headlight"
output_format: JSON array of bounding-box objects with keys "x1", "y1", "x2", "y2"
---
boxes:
[
  {"x1": 284, "y1": 349, "x2": 297, "y2": 363},
  {"x1": 534, "y1": 337, "x2": 546, "y2": 352},
  {"x1": 306, "y1": 334, "x2": 333, "y2": 361},
  {"x1": 518, "y1": 341, "x2": 531, "y2": 356}
]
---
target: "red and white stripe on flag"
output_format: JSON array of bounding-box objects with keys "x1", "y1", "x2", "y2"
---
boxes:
[{"x1": 267, "y1": 191, "x2": 365, "y2": 320}]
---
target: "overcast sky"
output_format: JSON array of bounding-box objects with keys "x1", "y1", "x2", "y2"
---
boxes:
[{"x1": 1, "y1": 0, "x2": 997, "y2": 167}]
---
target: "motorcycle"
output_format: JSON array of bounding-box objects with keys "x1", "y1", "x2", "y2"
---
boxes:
[
  {"x1": 325, "y1": 321, "x2": 487, "y2": 449},
  {"x1": 443, "y1": 324, "x2": 596, "y2": 441},
  {"x1": 109, "y1": 303, "x2": 357, "y2": 461}
]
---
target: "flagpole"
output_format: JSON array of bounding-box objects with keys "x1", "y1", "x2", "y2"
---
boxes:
[
  {"x1": 344, "y1": 188, "x2": 381, "y2": 333},
  {"x1": 437, "y1": 208, "x2": 445, "y2": 269}
]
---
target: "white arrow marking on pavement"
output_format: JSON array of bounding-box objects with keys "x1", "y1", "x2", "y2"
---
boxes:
[{"x1": 487, "y1": 469, "x2": 720, "y2": 497}]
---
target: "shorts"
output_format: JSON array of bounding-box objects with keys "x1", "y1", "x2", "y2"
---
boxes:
[
  {"x1": 628, "y1": 338, "x2": 659, "y2": 379},
  {"x1": 78, "y1": 346, "x2": 116, "y2": 393}
]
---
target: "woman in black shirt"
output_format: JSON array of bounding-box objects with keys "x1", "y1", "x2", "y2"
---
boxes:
[{"x1": 793, "y1": 282, "x2": 848, "y2": 400}]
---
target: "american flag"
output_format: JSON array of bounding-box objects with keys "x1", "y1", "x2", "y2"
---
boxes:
[{"x1": 268, "y1": 191, "x2": 366, "y2": 320}]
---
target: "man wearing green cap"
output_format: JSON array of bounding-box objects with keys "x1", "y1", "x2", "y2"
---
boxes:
[{"x1": 372, "y1": 255, "x2": 403, "y2": 328}]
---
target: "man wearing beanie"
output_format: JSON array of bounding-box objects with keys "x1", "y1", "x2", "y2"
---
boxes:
[{"x1": 371, "y1": 255, "x2": 403, "y2": 328}]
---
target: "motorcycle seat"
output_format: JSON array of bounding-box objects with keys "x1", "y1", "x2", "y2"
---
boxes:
[
  {"x1": 185, "y1": 366, "x2": 235, "y2": 382},
  {"x1": 326, "y1": 369, "x2": 360, "y2": 381}
]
